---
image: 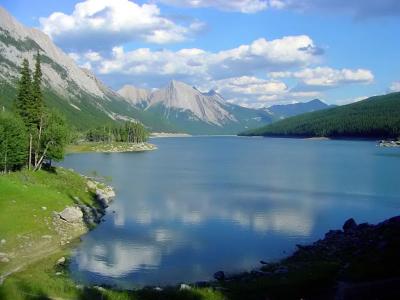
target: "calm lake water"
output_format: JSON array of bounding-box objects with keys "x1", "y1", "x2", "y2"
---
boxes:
[{"x1": 61, "y1": 137, "x2": 400, "y2": 288}]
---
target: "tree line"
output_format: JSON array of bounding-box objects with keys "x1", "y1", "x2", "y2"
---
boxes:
[
  {"x1": 241, "y1": 92, "x2": 400, "y2": 139},
  {"x1": 0, "y1": 53, "x2": 68, "y2": 173},
  {"x1": 85, "y1": 122, "x2": 149, "y2": 143}
]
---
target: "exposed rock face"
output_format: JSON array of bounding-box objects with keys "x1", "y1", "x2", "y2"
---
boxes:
[
  {"x1": 96, "y1": 188, "x2": 116, "y2": 208},
  {"x1": 118, "y1": 85, "x2": 150, "y2": 107},
  {"x1": 118, "y1": 81, "x2": 238, "y2": 126},
  {"x1": 0, "y1": 7, "x2": 141, "y2": 126},
  {"x1": 149, "y1": 81, "x2": 236, "y2": 126},
  {"x1": 342, "y1": 218, "x2": 357, "y2": 231},
  {"x1": 58, "y1": 207, "x2": 84, "y2": 223},
  {"x1": 0, "y1": 7, "x2": 104, "y2": 98}
]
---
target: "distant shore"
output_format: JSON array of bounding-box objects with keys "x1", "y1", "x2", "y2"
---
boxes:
[
  {"x1": 378, "y1": 139, "x2": 400, "y2": 147},
  {"x1": 66, "y1": 142, "x2": 157, "y2": 153},
  {"x1": 150, "y1": 132, "x2": 192, "y2": 138}
]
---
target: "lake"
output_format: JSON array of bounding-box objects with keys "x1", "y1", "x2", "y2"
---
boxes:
[{"x1": 61, "y1": 137, "x2": 400, "y2": 288}]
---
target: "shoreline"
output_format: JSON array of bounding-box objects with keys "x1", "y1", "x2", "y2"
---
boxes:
[
  {"x1": 150, "y1": 132, "x2": 192, "y2": 138},
  {"x1": 2, "y1": 168, "x2": 400, "y2": 299},
  {"x1": 66, "y1": 142, "x2": 157, "y2": 153},
  {"x1": 0, "y1": 169, "x2": 116, "y2": 285}
]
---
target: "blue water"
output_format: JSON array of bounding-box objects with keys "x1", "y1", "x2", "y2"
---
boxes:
[{"x1": 61, "y1": 137, "x2": 400, "y2": 288}]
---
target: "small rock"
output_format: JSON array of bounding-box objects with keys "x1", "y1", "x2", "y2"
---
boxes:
[
  {"x1": 56, "y1": 257, "x2": 66, "y2": 265},
  {"x1": 1, "y1": 257, "x2": 10, "y2": 263},
  {"x1": 86, "y1": 180, "x2": 97, "y2": 190},
  {"x1": 42, "y1": 206, "x2": 47, "y2": 211},
  {"x1": 55, "y1": 272, "x2": 62, "y2": 276},
  {"x1": 41, "y1": 235, "x2": 52, "y2": 239},
  {"x1": 274, "y1": 266, "x2": 289, "y2": 274},
  {"x1": 343, "y1": 218, "x2": 357, "y2": 232},
  {"x1": 214, "y1": 271, "x2": 225, "y2": 281},
  {"x1": 154, "y1": 287, "x2": 163, "y2": 291},
  {"x1": 0, "y1": 239, "x2": 6, "y2": 244},
  {"x1": 180, "y1": 284, "x2": 191, "y2": 290}
]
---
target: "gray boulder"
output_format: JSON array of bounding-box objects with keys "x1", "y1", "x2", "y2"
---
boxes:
[
  {"x1": 59, "y1": 206, "x2": 83, "y2": 223},
  {"x1": 96, "y1": 188, "x2": 116, "y2": 207}
]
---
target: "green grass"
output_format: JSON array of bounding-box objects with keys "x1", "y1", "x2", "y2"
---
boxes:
[
  {"x1": 0, "y1": 249, "x2": 224, "y2": 300},
  {"x1": 0, "y1": 168, "x2": 97, "y2": 277},
  {"x1": 0, "y1": 168, "x2": 224, "y2": 300}
]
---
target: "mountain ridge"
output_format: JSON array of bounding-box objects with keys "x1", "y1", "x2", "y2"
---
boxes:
[
  {"x1": 0, "y1": 6, "x2": 340, "y2": 135},
  {"x1": 266, "y1": 99, "x2": 333, "y2": 119},
  {"x1": 241, "y1": 92, "x2": 400, "y2": 139}
]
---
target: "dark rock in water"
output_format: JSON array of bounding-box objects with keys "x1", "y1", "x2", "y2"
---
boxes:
[
  {"x1": 357, "y1": 222, "x2": 370, "y2": 230},
  {"x1": 274, "y1": 266, "x2": 289, "y2": 274},
  {"x1": 343, "y1": 218, "x2": 357, "y2": 231},
  {"x1": 260, "y1": 260, "x2": 268, "y2": 265},
  {"x1": 382, "y1": 216, "x2": 400, "y2": 227},
  {"x1": 214, "y1": 271, "x2": 225, "y2": 281}
]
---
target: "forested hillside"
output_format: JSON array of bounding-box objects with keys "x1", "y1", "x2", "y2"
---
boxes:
[{"x1": 241, "y1": 92, "x2": 400, "y2": 139}]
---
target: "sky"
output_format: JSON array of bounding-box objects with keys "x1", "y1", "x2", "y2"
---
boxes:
[{"x1": 1, "y1": 0, "x2": 400, "y2": 107}]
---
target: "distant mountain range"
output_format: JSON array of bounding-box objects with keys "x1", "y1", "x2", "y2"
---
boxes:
[
  {"x1": 266, "y1": 99, "x2": 333, "y2": 119},
  {"x1": 241, "y1": 92, "x2": 400, "y2": 139},
  {"x1": 0, "y1": 6, "x2": 332, "y2": 135},
  {"x1": 117, "y1": 81, "x2": 279, "y2": 134}
]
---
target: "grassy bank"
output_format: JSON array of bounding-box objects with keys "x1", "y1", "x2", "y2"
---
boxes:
[
  {"x1": 66, "y1": 142, "x2": 157, "y2": 153},
  {"x1": 0, "y1": 169, "x2": 223, "y2": 300},
  {"x1": 2, "y1": 169, "x2": 399, "y2": 299},
  {"x1": 0, "y1": 168, "x2": 100, "y2": 280},
  {"x1": 0, "y1": 250, "x2": 223, "y2": 300}
]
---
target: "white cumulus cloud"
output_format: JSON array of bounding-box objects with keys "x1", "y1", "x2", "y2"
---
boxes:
[
  {"x1": 270, "y1": 67, "x2": 374, "y2": 88},
  {"x1": 94, "y1": 35, "x2": 321, "y2": 79},
  {"x1": 156, "y1": 0, "x2": 276, "y2": 13},
  {"x1": 40, "y1": 0, "x2": 204, "y2": 51},
  {"x1": 157, "y1": 0, "x2": 400, "y2": 17},
  {"x1": 389, "y1": 81, "x2": 400, "y2": 92}
]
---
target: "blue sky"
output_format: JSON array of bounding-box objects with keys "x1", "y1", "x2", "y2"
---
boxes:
[{"x1": 2, "y1": 0, "x2": 400, "y2": 107}]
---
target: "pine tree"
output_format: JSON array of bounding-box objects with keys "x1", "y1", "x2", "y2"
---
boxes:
[
  {"x1": 32, "y1": 52, "x2": 44, "y2": 126},
  {"x1": 14, "y1": 59, "x2": 32, "y2": 126},
  {"x1": 35, "y1": 110, "x2": 69, "y2": 169},
  {"x1": 0, "y1": 112, "x2": 28, "y2": 172},
  {"x1": 31, "y1": 52, "x2": 45, "y2": 166}
]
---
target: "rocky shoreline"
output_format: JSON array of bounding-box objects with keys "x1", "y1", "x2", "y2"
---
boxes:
[
  {"x1": 0, "y1": 173, "x2": 116, "y2": 285},
  {"x1": 198, "y1": 216, "x2": 400, "y2": 299},
  {"x1": 378, "y1": 139, "x2": 400, "y2": 147},
  {"x1": 67, "y1": 142, "x2": 157, "y2": 153},
  {"x1": 52, "y1": 178, "x2": 116, "y2": 246}
]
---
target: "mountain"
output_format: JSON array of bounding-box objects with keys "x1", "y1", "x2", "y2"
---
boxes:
[
  {"x1": 117, "y1": 85, "x2": 150, "y2": 109},
  {"x1": 0, "y1": 6, "x2": 276, "y2": 134},
  {"x1": 0, "y1": 6, "x2": 174, "y2": 131},
  {"x1": 266, "y1": 99, "x2": 332, "y2": 119},
  {"x1": 118, "y1": 81, "x2": 276, "y2": 135},
  {"x1": 240, "y1": 92, "x2": 400, "y2": 139}
]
